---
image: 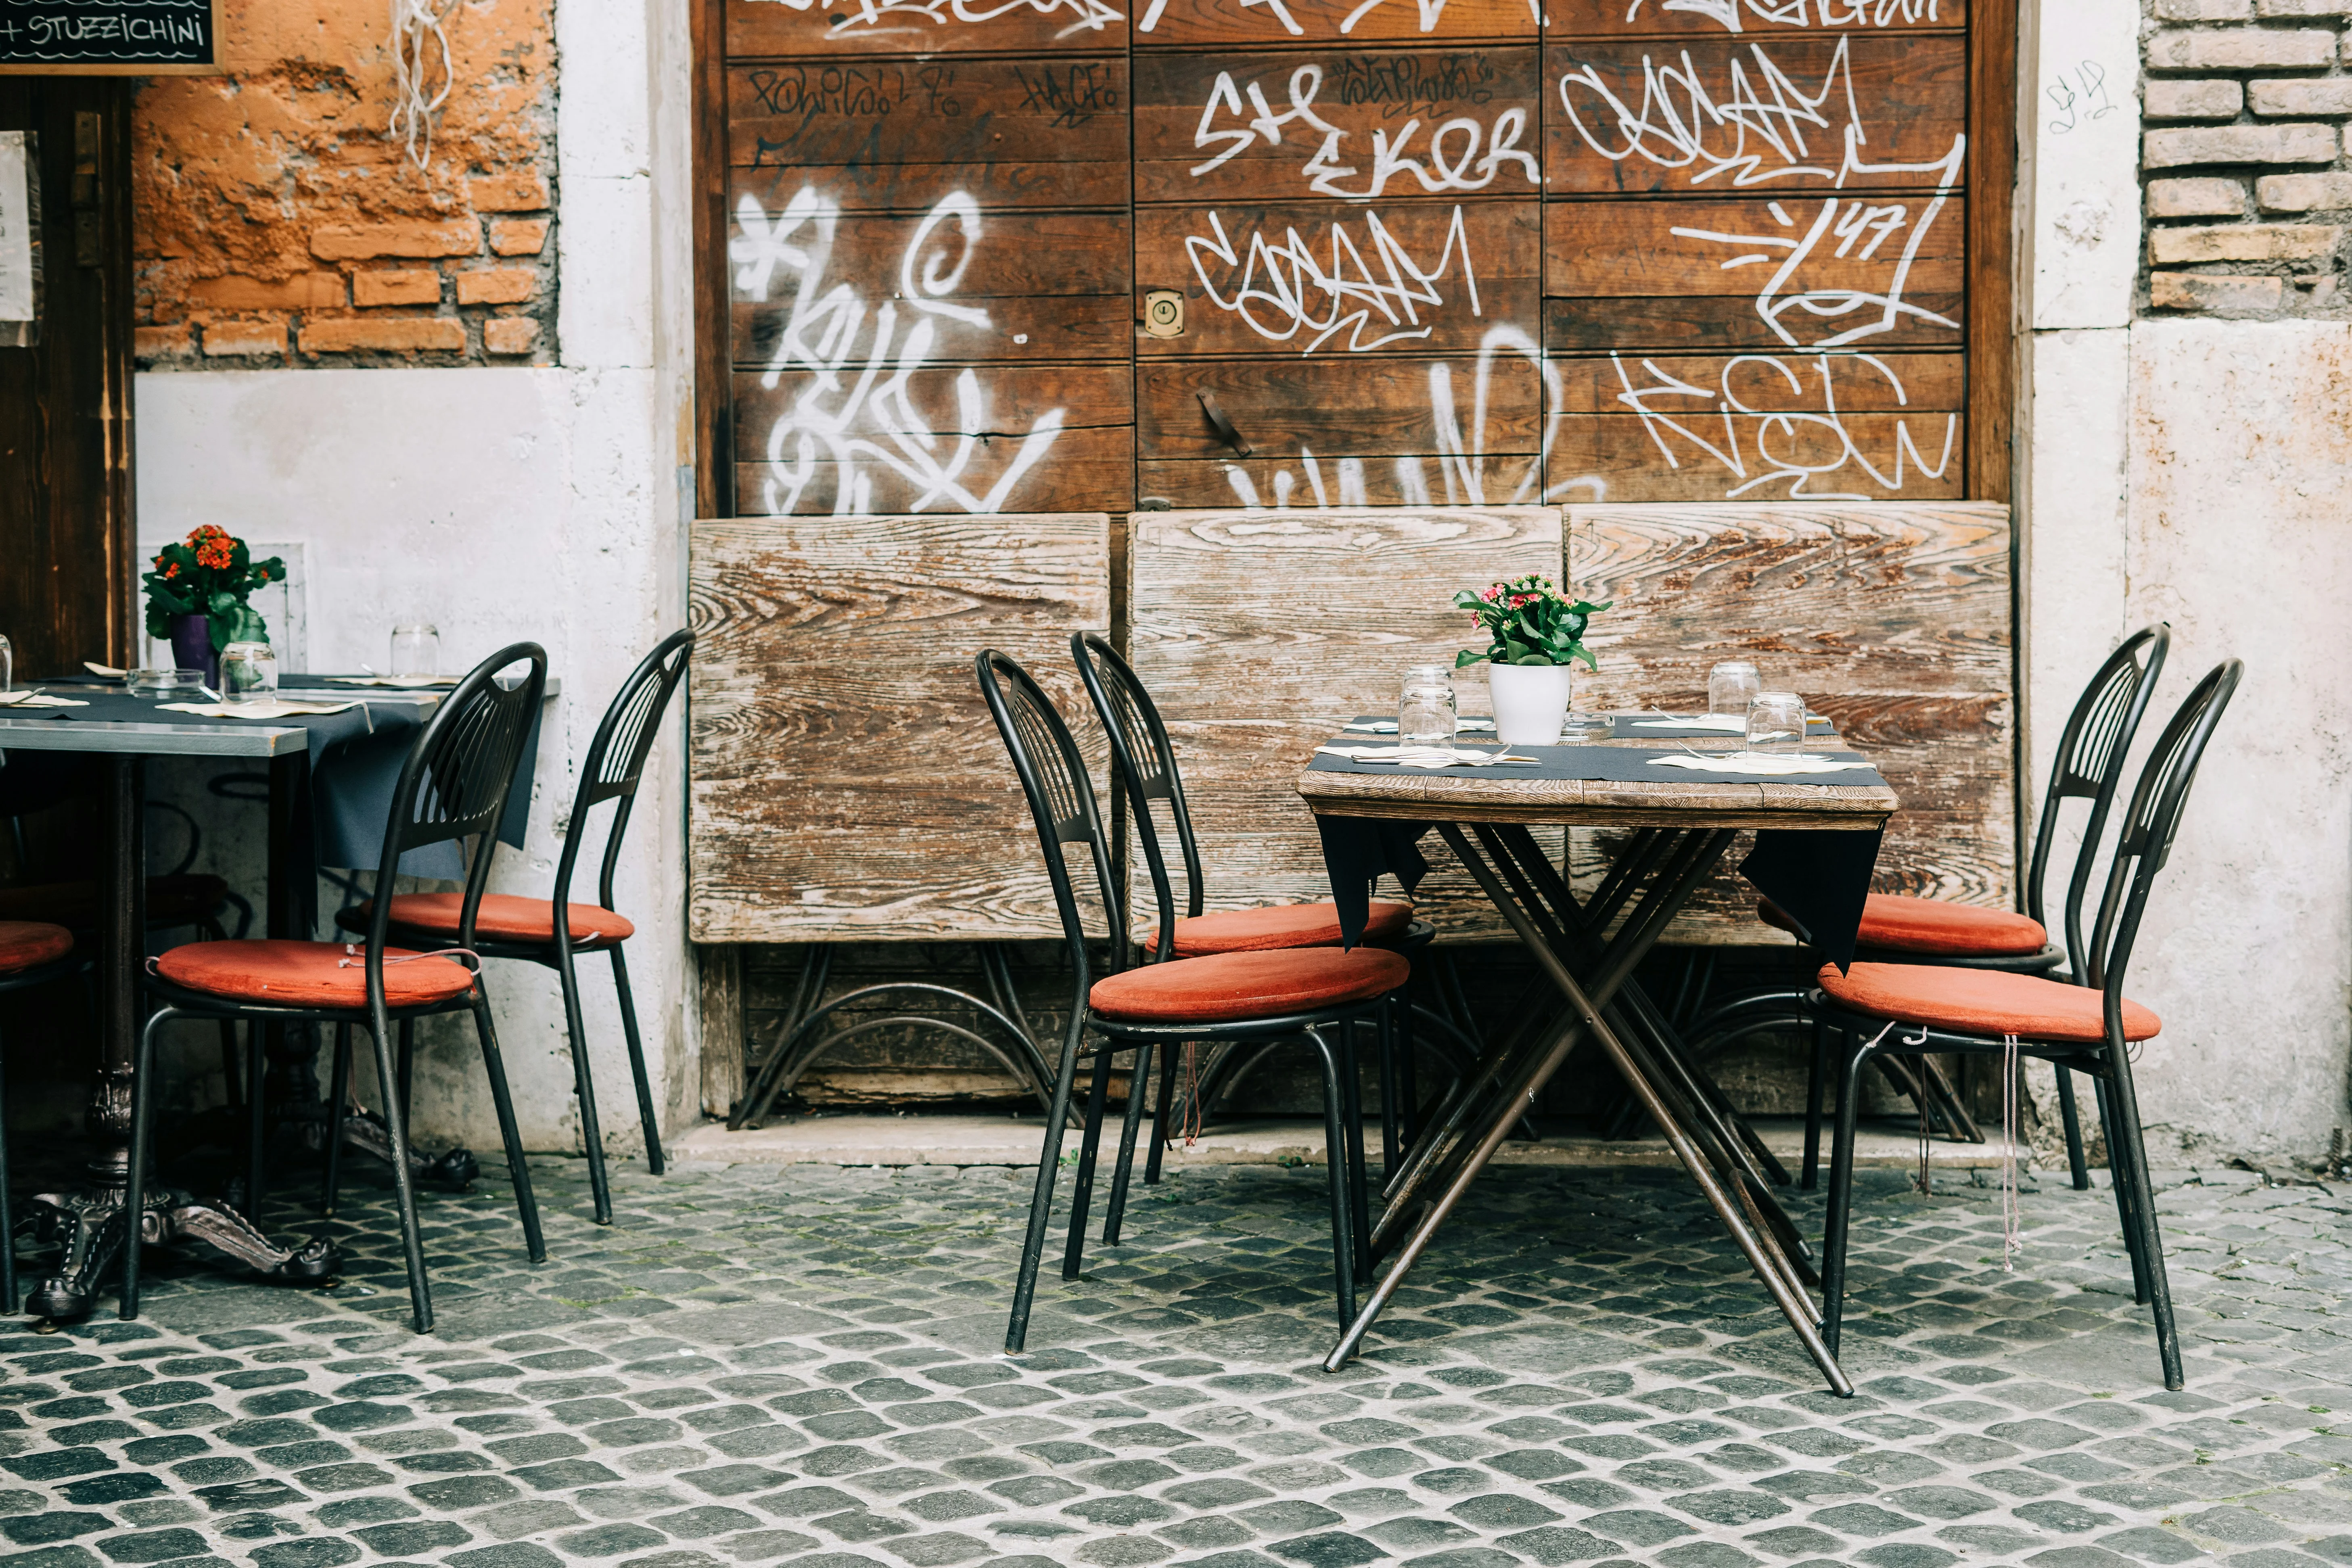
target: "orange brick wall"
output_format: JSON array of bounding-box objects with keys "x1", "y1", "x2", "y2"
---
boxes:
[{"x1": 131, "y1": 0, "x2": 558, "y2": 368}]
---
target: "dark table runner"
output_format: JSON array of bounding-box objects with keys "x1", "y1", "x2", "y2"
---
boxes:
[
  {"x1": 1311, "y1": 741, "x2": 1887, "y2": 969},
  {"x1": 6, "y1": 688, "x2": 539, "y2": 877}
]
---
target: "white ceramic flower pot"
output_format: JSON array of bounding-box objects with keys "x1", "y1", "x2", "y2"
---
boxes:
[{"x1": 1487, "y1": 661, "x2": 1574, "y2": 745}]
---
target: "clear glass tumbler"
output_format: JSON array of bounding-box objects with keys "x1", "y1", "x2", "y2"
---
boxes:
[
  {"x1": 1746, "y1": 691, "x2": 1808, "y2": 756},
  {"x1": 220, "y1": 641, "x2": 279, "y2": 705},
  {"x1": 1398, "y1": 664, "x2": 1459, "y2": 746},
  {"x1": 390, "y1": 624, "x2": 440, "y2": 680},
  {"x1": 1707, "y1": 660, "x2": 1761, "y2": 720},
  {"x1": 0, "y1": 633, "x2": 11, "y2": 693}
]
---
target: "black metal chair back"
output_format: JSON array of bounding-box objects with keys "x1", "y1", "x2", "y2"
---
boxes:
[
  {"x1": 975, "y1": 651, "x2": 1132, "y2": 999},
  {"x1": 1071, "y1": 633, "x2": 1204, "y2": 963},
  {"x1": 2026, "y1": 625, "x2": 2170, "y2": 972},
  {"x1": 552, "y1": 629, "x2": 693, "y2": 920},
  {"x1": 2082, "y1": 659, "x2": 2243, "y2": 1009},
  {"x1": 357, "y1": 642, "x2": 548, "y2": 988}
]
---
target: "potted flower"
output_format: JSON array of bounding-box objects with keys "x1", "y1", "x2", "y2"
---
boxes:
[
  {"x1": 142, "y1": 525, "x2": 285, "y2": 686},
  {"x1": 1455, "y1": 574, "x2": 1610, "y2": 744}
]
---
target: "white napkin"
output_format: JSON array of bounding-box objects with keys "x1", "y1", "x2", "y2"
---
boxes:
[
  {"x1": 83, "y1": 662, "x2": 125, "y2": 679},
  {"x1": 1631, "y1": 715, "x2": 1749, "y2": 733},
  {"x1": 1343, "y1": 718, "x2": 1496, "y2": 734},
  {"x1": 324, "y1": 675, "x2": 458, "y2": 688},
  {"x1": 1318, "y1": 745, "x2": 1539, "y2": 769},
  {"x1": 0, "y1": 692, "x2": 89, "y2": 708},
  {"x1": 156, "y1": 699, "x2": 360, "y2": 719},
  {"x1": 1647, "y1": 753, "x2": 1871, "y2": 777}
]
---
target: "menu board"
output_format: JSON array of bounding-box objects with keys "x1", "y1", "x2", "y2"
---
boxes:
[{"x1": 0, "y1": 0, "x2": 219, "y2": 74}]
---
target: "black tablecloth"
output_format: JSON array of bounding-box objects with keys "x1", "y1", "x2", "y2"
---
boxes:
[{"x1": 1311, "y1": 740, "x2": 1887, "y2": 969}]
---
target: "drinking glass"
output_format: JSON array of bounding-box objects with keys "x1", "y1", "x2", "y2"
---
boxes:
[
  {"x1": 0, "y1": 633, "x2": 11, "y2": 693},
  {"x1": 220, "y1": 641, "x2": 278, "y2": 705},
  {"x1": 1707, "y1": 660, "x2": 1761, "y2": 720},
  {"x1": 1746, "y1": 691, "x2": 1807, "y2": 756},
  {"x1": 1397, "y1": 664, "x2": 1459, "y2": 746},
  {"x1": 390, "y1": 624, "x2": 440, "y2": 680}
]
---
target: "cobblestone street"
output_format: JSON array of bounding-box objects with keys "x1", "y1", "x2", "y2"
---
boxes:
[{"x1": 6, "y1": 1149, "x2": 2352, "y2": 1568}]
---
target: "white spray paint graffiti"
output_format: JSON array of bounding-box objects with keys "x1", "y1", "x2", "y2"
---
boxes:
[
  {"x1": 1191, "y1": 64, "x2": 1540, "y2": 200},
  {"x1": 1624, "y1": 0, "x2": 1940, "y2": 29},
  {"x1": 730, "y1": 186, "x2": 1064, "y2": 515},
  {"x1": 1138, "y1": 0, "x2": 1539, "y2": 36},
  {"x1": 1186, "y1": 204, "x2": 1483, "y2": 354},
  {"x1": 752, "y1": 0, "x2": 1125, "y2": 42},
  {"x1": 1607, "y1": 351, "x2": 1956, "y2": 500}
]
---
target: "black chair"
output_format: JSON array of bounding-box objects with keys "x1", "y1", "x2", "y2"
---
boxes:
[
  {"x1": 1067, "y1": 633, "x2": 1464, "y2": 1177},
  {"x1": 126, "y1": 643, "x2": 551, "y2": 1332},
  {"x1": 977, "y1": 650, "x2": 1410, "y2": 1351},
  {"x1": 336, "y1": 630, "x2": 693, "y2": 1224},
  {"x1": 0, "y1": 921, "x2": 76, "y2": 1313},
  {"x1": 1814, "y1": 659, "x2": 2242, "y2": 1392}
]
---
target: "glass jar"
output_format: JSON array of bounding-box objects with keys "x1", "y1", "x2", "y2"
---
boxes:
[
  {"x1": 390, "y1": 623, "x2": 441, "y2": 681},
  {"x1": 220, "y1": 641, "x2": 279, "y2": 705},
  {"x1": 1398, "y1": 664, "x2": 1459, "y2": 746},
  {"x1": 1746, "y1": 691, "x2": 1808, "y2": 756},
  {"x1": 1707, "y1": 660, "x2": 1762, "y2": 721},
  {"x1": 0, "y1": 632, "x2": 11, "y2": 694}
]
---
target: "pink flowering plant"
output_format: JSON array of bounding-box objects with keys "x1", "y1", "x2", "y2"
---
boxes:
[{"x1": 1455, "y1": 574, "x2": 1610, "y2": 670}]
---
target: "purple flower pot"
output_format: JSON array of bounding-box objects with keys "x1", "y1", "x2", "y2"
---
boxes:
[{"x1": 169, "y1": 612, "x2": 217, "y2": 685}]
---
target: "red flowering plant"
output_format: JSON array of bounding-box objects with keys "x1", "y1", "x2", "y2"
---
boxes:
[
  {"x1": 1455, "y1": 574, "x2": 1610, "y2": 670},
  {"x1": 142, "y1": 525, "x2": 286, "y2": 652}
]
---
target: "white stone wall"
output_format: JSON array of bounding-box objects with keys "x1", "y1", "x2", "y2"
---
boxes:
[
  {"x1": 129, "y1": 0, "x2": 700, "y2": 1157},
  {"x1": 2023, "y1": 0, "x2": 2352, "y2": 1163}
]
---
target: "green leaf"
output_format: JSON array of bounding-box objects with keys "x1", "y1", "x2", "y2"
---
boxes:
[{"x1": 1454, "y1": 650, "x2": 1489, "y2": 668}]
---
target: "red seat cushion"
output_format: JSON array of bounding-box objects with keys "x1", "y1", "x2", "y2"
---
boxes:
[
  {"x1": 355, "y1": 893, "x2": 635, "y2": 946},
  {"x1": 1818, "y1": 961, "x2": 2160, "y2": 1044},
  {"x1": 0, "y1": 874, "x2": 229, "y2": 930},
  {"x1": 1090, "y1": 947, "x2": 1410, "y2": 1025},
  {"x1": 1760, "y1": 894, "x2": 2048, "y2": 957},
  {"x1": 0, "y1": 922, "x2": 73, "y2": 978},
  {"x1": 156, "y1": 939, "x2": 476, "y2": 1009},
  {"x1": 1147, "y1": 899, "x2": 1413, "y2": 956}
]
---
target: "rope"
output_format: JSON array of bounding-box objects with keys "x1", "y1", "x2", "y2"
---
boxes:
[
  {"x1": 1182, "y1": 1041, "x2": 1202, "y2": 1148},
  {"x1": 1900, "y1": 1025, "x2": 1930, "y2": 1193},
  {"x1": 2001, "y1": 1033, "x2": 2022, "y2": 1272},
  {"x1": 387, "y1": 0, "x2": 456, "y2": 170}
]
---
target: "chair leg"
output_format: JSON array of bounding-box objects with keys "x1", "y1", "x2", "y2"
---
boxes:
[
  {"x1": 2104, "y1": 1049, "x2": 2184, "y2": 1389},
  {"x1": 2094, "y1": 1075, "x2": 2153, "y2": 1305},
  {"x1": 554, "y1": 951, "x2": 613, "y2": 1226},
  {"x1": 122, "y1": 1008, "x2": 174, "y2": 1320},
  {"x1": 1397, "y1": 996, "x2": 1420, "y2": 1158},
  {"x1": 1376, "y1": 1011, "x2": 1401, "y2": 1176},
  {"x1": 1821, "y1": 1034, "x2": 1877, "y2": 1358},
  {"x1": 368, "y1": 1008, "x2": 433, "y2": 1333},
  {"x1": 0, "y1": 1016, "x2": 15, "y2": 1315},
  {"x1": 395, "y1": 1018, "x2": 416, "y2": 1123},
  {"x1": 219, "y1": 1020, "x2": 242, "y2": 1112},
  {"x1": 609, "y1": 947, "x2": 665, "y2": 1177},
  {"x1": 321, "y1": 1023, "x2": 352, "y2": 1216},
  {"x1": 1006, "y1": 1023, "x2": 1087, "y2": 1354},
  {"x1": 1305, "y1": 1027, "x2": 1357, "y2": 1330},
  {"x1": 472, "y1": 995, "x2": 545, "y2": 1264},
  {"x1": 2055, "y1": 1064, "x2": 2091, "y2": 1190},
  {"x1": 1802, "y1": 1016, "x2": 1830, "y2": 1191},
  {"x1": 1061, "y1": 1047, "x2": 1114, "y2": 1282},
  {"x1": 1336, "y1": 1021, "x2": 1373, "y2": 1288},
  {"x1": 1143, "y1": 1038, "x2": 1181, "y2": 1186},
  {"x1": 245, "y1": 1020, "x2": 267, "y2": 1215},
  {"x1": 1102, "y1": 1043, "x2": 1152, "y2": 1247}
]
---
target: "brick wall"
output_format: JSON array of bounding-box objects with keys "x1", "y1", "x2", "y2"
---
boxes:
[
  {"x1": 2145, "y1": 0, "x2": 2352, "y2": 315},
  {"x1": 130, "y1": 0, "x2": 558, "y2": 368}
]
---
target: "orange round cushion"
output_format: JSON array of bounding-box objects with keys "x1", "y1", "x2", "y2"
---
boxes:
[
  {"x1": 0, "y1": 921, "x2": 73, "y2": 978},
  {"x1": 370, "y1": 893, "x2": 635, "y2": 945},
  {"x1": 1761, "y1": 894, "x2": 2047, "y2": 957},
  {"x1": 1090, "y1": 947, "x2": 1410, "y2": 1025},
  {"x1": 156, "y1": 939, "x2": 476, "y2": 1008},
  {"x1": 1818, "y1": 961, "x2": 2160, "y2": 1044},
  {"x1": 1148, "y1": 900, "x2": 1413, "y2": 956}
]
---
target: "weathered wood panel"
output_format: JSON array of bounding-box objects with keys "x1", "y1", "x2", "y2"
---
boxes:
[
  {"x1": 1127, "y1": 506, "x2": 1560, "y2": 937},
  {"x1": 726, "y1": 0, "x2": 1131, "y2": 60},
  {"x1": 728, "y1": 59, "x2": 1132, "y2": 211},
  {"x1": 1545, "y1": 36, "x2": 1967, "y2": 196},
  {"x1": 689, "y1": 513, "x2": 1113, "y2": 941},
  {"x1": 1566, "y1": 502, "x2": 2012, "y2": 939},
  {"x1": 1134, "y1": 0, "x2": 1539, "y2": 48},
  {"x1": 1549, "y1": 0, "x2": 1966, "y2": 34},
  {"x1": 1132, "y1": 48, "x2": 1542, "y2": 205},
  {"x1": 1541, "y1": 294, "x2": 1964, "y2": 354},
  {"x1": 1137, "y1": 199, "x2": 1539, "y2": 359}
]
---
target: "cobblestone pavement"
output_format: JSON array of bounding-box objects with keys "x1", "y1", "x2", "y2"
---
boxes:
[{"x1": 7, "y1": 1147, "x2": 2352, "y2": 1568}]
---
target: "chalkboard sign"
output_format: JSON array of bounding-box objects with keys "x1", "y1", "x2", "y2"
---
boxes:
[{"x1": 0, "y1": 0, "x2": 220, "y2": 75}]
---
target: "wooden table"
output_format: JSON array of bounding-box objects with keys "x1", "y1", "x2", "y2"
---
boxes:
[{"x1": 1298, "y1": 739, "x2": 1899, "y2": 1395}]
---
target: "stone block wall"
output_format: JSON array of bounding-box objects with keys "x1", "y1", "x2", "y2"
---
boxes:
[
  {"x1": 130, "y1": 0, "x2": 558, "y2": 368},
  {"x1": 2145, "y1": 0, "x2": 2352, "y2": 316}
]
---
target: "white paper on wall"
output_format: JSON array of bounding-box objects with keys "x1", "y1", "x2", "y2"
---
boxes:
[{"x1": 0, "y1": 131, "x2": 34, "y2": 325}]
